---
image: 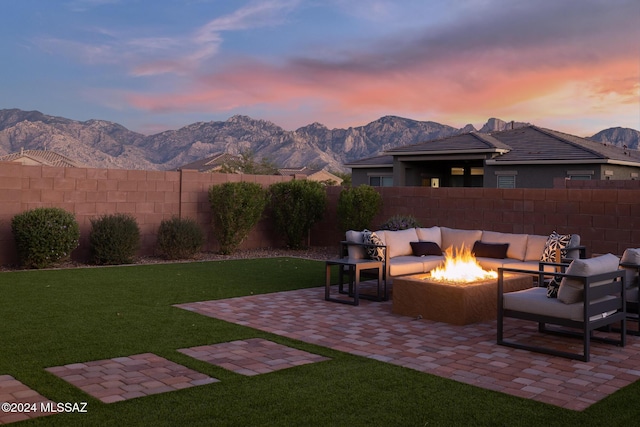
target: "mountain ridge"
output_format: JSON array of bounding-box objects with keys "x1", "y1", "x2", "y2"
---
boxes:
[{"x1": 0, "y1": 109, "x2": 637, "y2": 172}]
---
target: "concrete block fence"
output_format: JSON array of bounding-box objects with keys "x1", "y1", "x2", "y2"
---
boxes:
[{"x1": 1, "y1": 161, "x2": 639, "y2": 266}]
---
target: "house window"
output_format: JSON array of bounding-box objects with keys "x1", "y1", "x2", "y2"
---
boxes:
[
  {"x1": 497, "y1": 175, "x2": 516, "y2": 188},
  {"x1": 369, "y1": 175, "x2": 393, "y2": 187},
  {"x1": 567, "y1": 170, "x2": 593, "y2": 180}
]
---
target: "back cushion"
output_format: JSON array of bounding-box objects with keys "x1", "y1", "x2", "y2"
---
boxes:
[
  {"x1": 384, "y1": 228, "x2": 419, "y2": 258},
  {"x1": 416, "y1": 226, "x2": 441, "y2": 246},
  {"x1": 481, "y1": 231, "x2": 528, "y2": 260},
  {"x1": 557, "y1": 253, "x2": 621, "y2": 304},
  {"x1": 345, "y1": 230, "x2": 365, "y2": 259},
  {"x1": 440, "y1": 227, "x2": 482, "y2": 252},
  {"x1": 525, "y1": 235, "x2": 549, "y2": 261},
  {"x1": 620, "y1": 248, "x2": 640, "y2": 288}
]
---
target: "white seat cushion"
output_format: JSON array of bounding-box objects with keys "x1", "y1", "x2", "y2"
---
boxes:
[
  {"x1": 416, "y1": 226, "x2": 442, "y2": 246},
  {"x1": 440, "y1": 227, "x2": 482, "y2": 252}
]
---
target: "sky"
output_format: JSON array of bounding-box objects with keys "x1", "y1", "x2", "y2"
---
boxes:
[{"x1": 1, "y1": 0, "x2": 639, "y2": 137}]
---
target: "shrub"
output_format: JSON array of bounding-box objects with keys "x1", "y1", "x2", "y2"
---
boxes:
[
  {"x1": 336, "y1": 185, "x2": 382, "y2": 232},
  {"x1": 208, "y1": 182, "x2": 268, "y2": 255},
  {"x1": 11, "y1": 207, "x2": 80, "y2": 269},
  {"x1": 269, "y1": 180, "x2": 327, "y2": 249},
  {"x1": 89, "y1": 213, "x2": 140, "y2": 265},
  {"x1": 155, "y1": 216, "x2": 204, "y2": 260},
  {"x1": 379, "y1": 214, "x2": 421, "y2": 231}
]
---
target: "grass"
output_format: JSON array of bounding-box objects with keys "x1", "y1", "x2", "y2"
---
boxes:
[{"x1": 1, "y1": 257, "x2": 639, "y2": 426}]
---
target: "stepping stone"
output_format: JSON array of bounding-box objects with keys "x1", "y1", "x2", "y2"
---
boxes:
[
  {"x1": 179, "y1": 338, "x2": 330, "y2": 376},
  {"x1": 46, "y1": 353, "x2": 218, "y2": 403},
  {"x1": 0, "y1": 374, "x2": 57, "y2": 424}
]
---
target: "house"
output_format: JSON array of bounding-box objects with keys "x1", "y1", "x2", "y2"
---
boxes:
[
  {"x1": 346, "y1": 125, "x2": 640, "y2": 188},
  {"x1": 0, "y1": 148, "x2": 83, "y2": 168},
  {"x1": 177, "y1": 153, "x2": 240, "y2": 173},
  {"x1": 277, "y1": 166, "x2": 343, "y2": 185}
]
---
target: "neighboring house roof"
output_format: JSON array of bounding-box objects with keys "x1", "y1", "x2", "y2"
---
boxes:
[
  {"x1": 277, "y1": 166, "x2": 343, "y2": 184},
  {"x1": 385, "y1": 132, "x2": 511, "y2": 155},
  {"x1": 344, "y1": 154, "x2": 393, "y2": 168},
  {"x1": 0, "y1": 149, "x2": 83, "y2": 167},
  {"x1": 485, "y1": 126, "x2": 640, "y2": 166},
  {"x1": 347, "y1": 125, "x2": 640, "y2": 168},
  {"x1": 177, "y1": 152, "x2": 239, "y2": 172}
]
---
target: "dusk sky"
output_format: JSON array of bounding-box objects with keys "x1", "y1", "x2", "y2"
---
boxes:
[{"x1": 2, "y1": 0, "x2": 639, "y2": 136}]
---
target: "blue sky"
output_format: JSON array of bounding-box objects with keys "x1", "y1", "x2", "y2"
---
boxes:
[{"x1": 1, "y1": 0, "x2": 639, "y2": 136}]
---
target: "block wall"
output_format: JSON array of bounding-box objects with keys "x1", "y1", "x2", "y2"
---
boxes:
[
  {"x1": 311, "y1": 186, "x2": 640, "y2": 257},
  {"x1": 0, "y1": 162, "x2": 292, "y2": 265}
]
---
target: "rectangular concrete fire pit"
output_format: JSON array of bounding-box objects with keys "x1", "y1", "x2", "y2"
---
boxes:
[{"x1": 392, "y1": 273, "x2": 533, "y2": 325}]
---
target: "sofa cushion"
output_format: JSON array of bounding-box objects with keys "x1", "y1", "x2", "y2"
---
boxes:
[
  {"x1": 557, "y1": 253, "x2": 621, "y2": 304},
  {"x1": 385, "y1": 228, "x2": 419, "y2": 258},
  {"x1": 472, "y1": 240, "x2": 509, "y2": 259},
  {"x1": 388, "y1": 256, "x2": 426, "y2": 276},
  {"x1": 481, "y1": 231, "x2": 528, "y2": 261},
  {"x1": 416, "y1": 226, "x2": 442, "y2": 246},
  {"x1": 440, "y1": 227, "x2": 482, "y2": 252},
  {"x1": 363, "y1": 230, "x2": 385, "y2": 261},
  {"x1": 345, "y1": 230, "x2": 366, "y2": 259},
  {"x1": 410, "y1": 241, "x2": 442, "y2": 257},
  {"x1": 621, "y1": 248, "x2": 640, "y2": 288},
  {"x1": 503, "y1": 287, "x2": 615, "y2": 321},
  {"x1": 524, "y1": 235, "x2": 548, "y2": 261},
  {"x1": 540, "y1": 231, "x2": 572, "y2": 263}
]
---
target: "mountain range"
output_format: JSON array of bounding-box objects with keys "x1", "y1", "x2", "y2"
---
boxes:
[{"x1": 0, "y1": 108, "x2": 638, "y2": 173}]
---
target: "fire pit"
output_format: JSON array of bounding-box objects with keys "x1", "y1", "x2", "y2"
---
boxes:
[{"x1": 392, "y1": 245, "x2": 533, "y2": 325}]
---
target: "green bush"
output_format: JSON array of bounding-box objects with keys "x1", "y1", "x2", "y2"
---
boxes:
[
  {"x1": 208, "y1": 182, "x2": 268, "y2": 255},
  {"x1": 155, "y1": 216, "x2": 204, "y2": 260},
  {"x1": 336, "y1": 185, "x2": 382, "y2": 232},
  {"x1": 11, "y1": 207, "x2": 80, "y2": 269},
  {"x1": 379, "y1": 214, "x2": 421, "y2": 231},
  {"x1": 269, "y1": 180, "x2": 327, "y2": 249},
  {"x1": 89, "y1": 213, "x2": 140, "y2": 265}
]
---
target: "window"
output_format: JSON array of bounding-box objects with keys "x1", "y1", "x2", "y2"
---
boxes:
[
  {"x1": 369, "y1": 175, "x2": 393, "y2": 187},
  {"x1": 497, "y1": 175, "x2": 516, "y2": 188},
  {"x1": 567, "y1": 170, "x2": 593, "y2": 180}
]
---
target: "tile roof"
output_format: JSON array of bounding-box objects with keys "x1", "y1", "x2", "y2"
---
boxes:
[
  {"x1": 385, "y1": 132, "x2": 510, "y2": 154},
  {"x1": 0, "y1": 149, "x2": 82, "y2": 167},
  {"x1": 344, "y1": 154, "x2": 393, "y2": 168},
  {"x1": 177, "y1": 153, "x2": 238, "y2": 172},
  {"x1": 487, "y1": 126, "x2": 640, "y2": 165}
]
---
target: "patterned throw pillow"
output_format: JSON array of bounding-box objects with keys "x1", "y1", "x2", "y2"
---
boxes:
[
  {"x1": 546, "y1": 276, "x2": 562, "y2": 298},
  {"x1": 363, "y1": 230, "x2": 385, "y2": 261},
  {"x1": 540, "y1": 231, "x2": 572, "y2": 263}
]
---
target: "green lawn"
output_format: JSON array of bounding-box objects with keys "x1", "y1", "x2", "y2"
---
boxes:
[{"x1": 1, "y1": 258, "x2": 639, "y2": 426}]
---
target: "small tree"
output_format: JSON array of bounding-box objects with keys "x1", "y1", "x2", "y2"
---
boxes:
[
  {"x1": 11, "y1": 207, "x2": 80, "y2": 269},
  {"x1": 156, "y1": 217, "x2": 204, "y2": 260},
  {"x1": 269, "y1": 179, "x2": 327, "y2": 249},
  {"x1": 218, "y1": 149, "x2": 278, "y2": 175},
  {"x1": 89, "y1": 213, "x2": 140, "y2": 265},
  {"x1": 337, "y1": 185, "x2": 382, "y2": 232},
  {"x1": 208, "y1": 182, "x2": 268, "y2": 254}
]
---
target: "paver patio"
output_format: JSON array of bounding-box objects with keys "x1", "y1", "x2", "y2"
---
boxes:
[
  {"x1": 176, "y1": 284, "x2": 640, "y2": 411},
  {"x1": 0, "y1": 375, "x2": 56, "y2": 425},
  {"x1": 45, "y1": 353, "x2": 218, "y2": 404},
  {"x1": 179, "y1": 338, "x2": 330, "y2": 376}
]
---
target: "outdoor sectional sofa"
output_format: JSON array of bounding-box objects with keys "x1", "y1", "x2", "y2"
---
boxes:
[{"x1": 343, "y1": 226, "x2": 584, "y2": 282}]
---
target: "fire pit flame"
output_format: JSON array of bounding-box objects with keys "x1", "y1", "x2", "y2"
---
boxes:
[{"x1": 429, "y1": 245, "x2": 498, "y2": 283}]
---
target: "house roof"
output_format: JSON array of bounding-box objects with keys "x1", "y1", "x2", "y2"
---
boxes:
[
  {"x1": 485, "y1": 126, "x2": 640, "y2": 166},
  {"x1": 0, "y1": 149, "x2": 83, "y2": 167},
  {"x1": 385, "y1": 132, "x2": 511, "y2": 155},
  {"x1": 277, "y1": 166, "x2": 343, "y2": 184},
  {"x1": 346, "y1": 125, "x2": 640, "y2": 168},
  {"x1": 177, "y1": 152, "x2": 238, "y2": 172},
  {"x1": 344, "y1": 154, "x2": 394, "y2": 168}
]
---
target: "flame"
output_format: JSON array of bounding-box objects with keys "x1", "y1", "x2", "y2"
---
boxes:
[{"x1": 429, "y1": 245, "x2": 498, "y2": 283}]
